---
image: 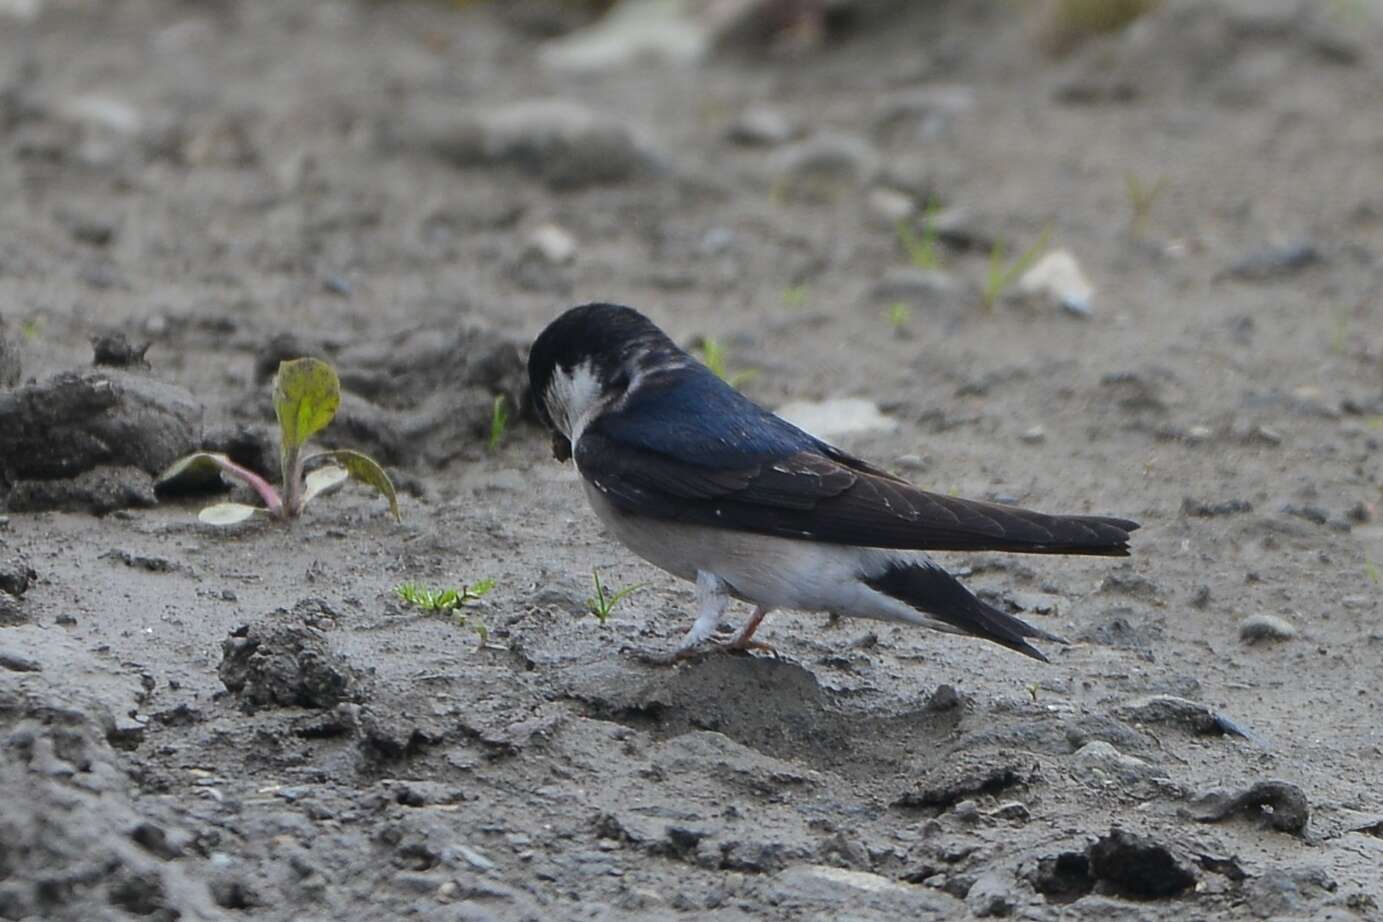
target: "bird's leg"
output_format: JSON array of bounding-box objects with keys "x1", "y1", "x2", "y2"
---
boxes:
[
  {"x1": 719, "y1": 606, "x2": 775, "y2": 653},
  {"x1": 627, "y1": 571, "x2": 729, "y2": 665}
]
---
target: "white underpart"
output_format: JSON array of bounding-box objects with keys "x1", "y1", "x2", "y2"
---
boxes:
[
  {"x1": 545, "y1": 360, "x2": 607, "y2": 443},
  {"x1": 583, "y1": 483, "x2": 967, "y2": 637}
]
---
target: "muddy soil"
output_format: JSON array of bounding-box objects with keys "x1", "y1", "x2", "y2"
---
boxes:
[{"x1": 2, "y1": 1, "x2": 1383, "y2": 919}]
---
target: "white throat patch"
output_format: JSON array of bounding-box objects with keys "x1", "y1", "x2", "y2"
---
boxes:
[{"x1": 545, "y1": 360, "x2": 606, "y2": 443}]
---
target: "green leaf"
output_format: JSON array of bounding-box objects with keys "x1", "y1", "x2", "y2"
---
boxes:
[
  {"x1": 157, "y1": 451, "x2": 237, "y2": 490},
  {"x1": 273, "y1": 358, "x2": 340, "y2": 453},
  {"x1": 302, "y1": 465, "x2": 349, "y2": 505},
  {"x1": 158, "y1": 451, "x2": 283, "y2": 515},
  {"x1": 198, "y1": 502, "x2": 262, "y2": 526},
  {"x1": 305, "y1": 449, "x2": 400, "y2": 521}
]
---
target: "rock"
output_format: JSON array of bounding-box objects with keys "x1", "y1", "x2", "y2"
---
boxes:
[
  {"x1": 1224, "y1": 242, "x2": 1322, "y2": 281},
  {"x1": 875, "y1": 86, "x2": 976, "y2": 144},
  {"x1": 1239, "y1": 613, "x2": 1297, "y2": 643},
  {"x1": 1087, "y1": 828, "x2": 1196, "y2": 900},
  {"x1": 1019, "y1": 426, "x2": 1046, "y2": 444},
  {"x1": 1191, "y1": 780, "x2": 1310, "y2": 836},
  {"x1": 869, "y1": 267, "x2": 969, "y2": 305},
  {"x1": 966, "y1": 870, "x2": 1018, "y2": 918},
  {"x1": 524, "y1": 223, "x2": 578, "y2": 265},
  {"x1": 866, "y1": 186, "x2": 917, "y2": 226},
  {"x1": 91, "y1": 333, "x2": 150, "y2": 369},
  {"x1": 0, "y1": 370, "x2": 202, "y2": 512},
  {"x1": 775, "y1": 398, "x2": 897, "y2": 439},
  {"x1": 770, "y1": 864, "x2": 962, "y2": 916},
  {"x1": 1115, "y1": 694, "x2": 1266, "y2": 746},
  {"x1": 1181, "y1": 496, "x2": 1252, "y2": 517},
  {"x1": 538, "y1": 0, "x2": 714, "y2": 72},
  {"x1": 1071, "y1": 741, "x2": 1151, "y2": 785},
  {"x1": 0, "y1": 557, "x2": 35, "y2": 597},
  {"x1": 431, "y1": 100, "x2": 660, "y2": 190},
  {"x1": 728, "y1": 106, "x2": 801, "y2": 147},
  {"x1": 895, "y1": 757, "x2": 1028, "y2": 810},
  {"x1": 218, "y1": 618, "x2": 363, "y2": 712},
  {"x1": 1029, "y1": 851, "x2": 1094, "y2": 902},
  {"x1": 769, "y1": 133, "x2": 881, "y2": 201},
  {"x1": 1015, "y1": 249, "x2": 1095, "y2": 317}
]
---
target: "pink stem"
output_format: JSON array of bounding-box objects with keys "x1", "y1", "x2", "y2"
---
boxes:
[{"x1": 212, "y1": 457, "x2": 283, "y2": 517}]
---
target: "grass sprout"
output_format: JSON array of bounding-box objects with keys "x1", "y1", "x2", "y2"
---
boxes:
[
  {"x1": 981, "y1": 226, "x2": 1053, "y2": 312},
  {"x1": 1125, "y1": 172, "x2": 1165, "y2": 239},
  {"x1": 698, "y1": 338, "x2": 759, "y2": 389},
  {"x1": 488, "y1": 394, "x2": 509, "y2": 452},
  {"x1": 587, "y1": 569, "x2": 646, "y2": 625},
  {"x1": 782, "y1": 283, "x2": 809, "y2": 309},
  {"x1": 896, "y1": 205, "x2": 943, "y2": 270},
  {"x1": 886, "y1": 302, "x2": 912, "y2": 332},
  {"x1": 395, "y1": 580, "x2": 495, "y2": 645}
]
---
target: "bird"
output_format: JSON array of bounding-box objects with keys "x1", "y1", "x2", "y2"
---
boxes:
[{"x1": 527, "y1": 302, "x2": 1138, "y2": 663}]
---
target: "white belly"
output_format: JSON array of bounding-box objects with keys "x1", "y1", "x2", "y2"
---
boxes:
[{"x1": 583, "y1": 482, "x2": 945, "y2": 628}]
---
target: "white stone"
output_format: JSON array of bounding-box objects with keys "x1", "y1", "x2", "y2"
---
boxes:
[
  {"x1": 775, "y1": 398, "x2": 897, "y2": 439},
  {"x1": 526, "y1": 223, "x2": 577, "y2": 265},
  {"x1": 1017, "y1": 249, "x2": 1095, "y2": 317}
]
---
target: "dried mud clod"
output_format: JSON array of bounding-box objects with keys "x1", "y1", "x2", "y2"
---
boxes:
[
  {"x1": 1192, "y1": 780, "x2": 1311, "y2": 837},
  {"x1": 0, "y1": 370, "x2": 202, "y2": 513},
  {"x1": 218, "y1": 618, "x2": 364, "y2": 713}
]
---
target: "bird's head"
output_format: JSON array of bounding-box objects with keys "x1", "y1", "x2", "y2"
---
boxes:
[{"x1": 527, "y1": 302, "x2": 687, "y2": 461}]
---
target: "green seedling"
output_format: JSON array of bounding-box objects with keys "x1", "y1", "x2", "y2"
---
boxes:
[
  {"x1": 157, "y1": 357, "x2": 400, "y2": 526},
  {"x1": 395, "y1": 580, "x2": 494, "y2": 644},
  {"x1": 896, "y1": 205, "x2": 943, "y2": 270},
  {"x1": 981, "y1": 226, "x2": 1053, "y2": 312},
  {"x1": 488, "y1": 394, "x2": 509, "y2": 452},
  {"x1": 1125, "y1": 172, "x2": 1165, "y2": 239},
  {"x1": 886, "y1": 302, "x2": 912, "y2": 332},
  {"x1": 1366, "y1": 561, "x2": 1381, "y2": 585},
  {"x1": 697, "y1": 337, "x2": 759, "y2": 389},
  {"x1": 19, "y1": 317, "x2": 43, "y2": 341},
  {"x1": 782, "y1": 283, "x2": 809, "y2": 309},
  {"x1": 587, "y1": 569, "x2": 646, "y2": 625}
]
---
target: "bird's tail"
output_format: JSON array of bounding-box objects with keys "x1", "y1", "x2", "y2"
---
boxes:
[{"x1": 864, "y1": 560, "x2": 1065, "y2": 662}]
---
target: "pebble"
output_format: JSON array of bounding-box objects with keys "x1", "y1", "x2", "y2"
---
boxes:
[
  {"x1": 965, "y1": 871, "x2": 1017, "y2": 918},
  {"x1": 728, "y1": 106, "x2": 800, "y2": 147},
  {"x1": 538, "y1": 0, "x2": 711, "y2": 72},
  {"x1": 869, "y1": 267, "x2": 967, "y2": 304},
  {"x1": 770, "y1": 132, "x2": 880, "y2": 199},
  {"x1": 1238, "y1": 613, "x2": 1297, "y2": 644},
  {"x1": 1019, "y1": 426, "x2": 1046, "y2": 444},
  {"x1": 775, "y1": 398, "x2": 897, "y2": 439},
  {"x1": 525, "y1": 223, "x2": 578, "y2": 265},
  {"x1": 866, "y1": 187, "x2": 917, "y2": 226},
  {"x1": 1016, "y1": 249, "x2": 1095, "y2": 317},
  {"x1": 435, "y1": 100, "x2": 658, "y2": 190},
  {"x1": 1225, "y1": 242, "x2": 1321, "y2": 281},
  {"x1": 1071, "y1": 741, "x2": 1150, "y2": 784}
]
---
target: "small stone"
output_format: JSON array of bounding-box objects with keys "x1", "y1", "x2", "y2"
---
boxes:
[
  {"x1": 1071, "y1": 741, "x2": 1150, "y2": 784},
  {"x1": 525, "y1": 223, "x2": 578, "y2": 264},
  {"x1": 1019, "y1": 426, "x2": 1045, "y2": 444},
  {"x1": 538, "y1": 0, "x2": 711, "y2": 72},
  {"x1": 966, "y1": 871, "x2": 1017, "y2": 918},
  {"x1": 866, "y1": 187, "x2": 917, "y2": 227},
  {"x1": 951, "y1": 799, "x2": 980, "y2": 822},
  {"x1": 990, "y1": 802, "x2": 1030, "y2": 822},
  {"x1": 770, "y1": 132, "x2": 881, "y2": 200},
  {"x1": 1239, "y1": 614, "x2": 1297, "y2": 644},
  {"x1": 728, "y1": 106, "x2": 800, "y2": 147},
  {"x1": 1185, "y1": 425, "x2": 1213, "y2": 443},
  {"x1": 775, "y1": 398, "x2": 897, "y2": 439},
  {"x1": 1015, "y1": 249, "x2": 1095, "y2": 317},
  {"x1": 870, "y1": 267, "x2": 967, "y2": 304},
  {"x1": 1224, "y1": 243, "x2": 1322, "y2": 281}
]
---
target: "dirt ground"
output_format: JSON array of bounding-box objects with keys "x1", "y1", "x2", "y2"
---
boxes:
[{"x1": 3, "y1": 1, "x2": 1383, "y2": 919}]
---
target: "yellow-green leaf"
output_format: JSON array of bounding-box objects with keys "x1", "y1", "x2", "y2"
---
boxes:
[
  {"x1": 273, "y1": 358, "x2": 340, "y2": 452},
  {"x1": 198, "y1": 502, "x2": 261, "y2": 526},
  {"x1": 157, "y1": 451, "x2": 235, "y2": 489},
  {"x1": 306, "y1": 449, "x2": 400, "y2": 522}
]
